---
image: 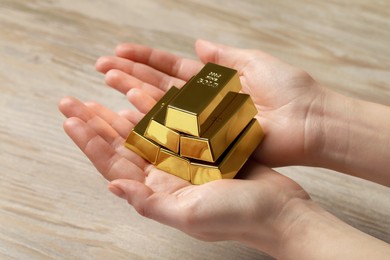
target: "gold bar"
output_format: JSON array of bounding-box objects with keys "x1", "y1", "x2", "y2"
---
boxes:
[
  {"x1": 124, "y1": 87, "x2": 180, "y2": 163},
  {"x1": 156, "y1": 148, "x2": 191, "y2": 181},
  {"x1": 198, "y1": 91, "x2": 238, "y2": 133},
  {"x1": 165, "y1": 63, "x2": 242, "y2": 136},
  {"x1": 190, "y1": 119, "x2": 264, "y2": 185},
  {"x1": 180, "y1": 93, "x2": 257, "y2": 162},
  {"x1": 125, "y1": 131, "x2": 160, "y2": 164},
  {"x1": 145, "y1": 110, "x2": 180, "y2": 153},
  {"x1": 145, "y1": 88, "x2": 181, "y2": 153}
]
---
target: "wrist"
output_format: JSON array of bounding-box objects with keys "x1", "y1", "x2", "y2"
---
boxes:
[
  {"x1": 236, "y1": 195, "x2": 314, "y2": 257},
  {"x1": 308, "y1": 88, "x2": 390, "y2": 185},
  {"x1": 235, "y1": 176, "x2": 312, "y2": 256},
  {"x1": 273, "y1": 197, "x2": 390, "y2": 259},
  {"x1": 303, "y1": 88, "x2": 351, "y2": 169},
  {"x1": 270, "y1": 197, "x2": 319, "y2": 258}
]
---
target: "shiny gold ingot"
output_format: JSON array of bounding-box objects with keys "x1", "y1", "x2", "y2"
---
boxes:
[
  {"x1": 156, "y1": 148, "x2": 191, "y2": 181},
  {"x1": 180, "y1": 93, "x2": 257, "y2": 162},
  {"x1": 165, "y1": 63, "x2": 242, "y2": 136},
  {"x1": 125, "y1": 131, "x2": 160, "y2": 164},
  {"x1": 145, "y1": 89, "x2": 181, "y2": 153},
  {"x1": 145, "y1": 110, "x2": 181, "y2": 153},
  {"x1": 125, "y1": 87, "x2": 180, "y2": 163},
  {"x1": 190, "y1": 119, "x2": 264, "y2": 185}
]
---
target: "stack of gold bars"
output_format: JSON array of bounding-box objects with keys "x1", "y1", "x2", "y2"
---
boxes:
[{"x1": 125, "y1": 63, "x2": 264, "y2": 184}]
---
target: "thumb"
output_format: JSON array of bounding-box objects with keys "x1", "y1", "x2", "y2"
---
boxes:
[{"x1": 195, "y1": 39, "x2": 264, "y2": 71}]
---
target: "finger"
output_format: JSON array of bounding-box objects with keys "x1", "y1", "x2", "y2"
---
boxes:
[
  {"x1": 97, "y1": 55, "x2": 186, "y2": 92},
  {"x1": 59, "y1": 96, "x2": 94, "y2": 119},
  {"x1": 109, "y1": 179, "x2": 188, "y2": 228},
  {"x1": 83, "y1": 102, "x2": 148, "y2": 170},
  {"x1": 59, "y1": 97, "x2": 118, "y2": 145},
  {"x1": 96, "y1": 56, "x2": 129, "y2": 74},
  {"x1": 83, "y1": 101, "x2": 133, "y2": 139},
  {"x1": 117, "y1": 109, "x2": 145, "y2": 126},
  {"x1": 63, "y1": 117, "x2": 145, "y2": 182},
  {"x1": 96, "y1": 55, "x2": 167, "y2": 98},
  {"x1": 104, "y1": 69, "x2": 164, "y2": 100},
  {"x1": 60, "y1": 97, "x2": 147, "y2": 170},
  {"x1": 127, "y1": 88, "x2": 156, "y2": 114},
  {"x1": 83, "y1": 101, "x2": 148, "y2": 170},
  {"x1": 115, "y1": 43, "x2": 204, "y2": 82}
]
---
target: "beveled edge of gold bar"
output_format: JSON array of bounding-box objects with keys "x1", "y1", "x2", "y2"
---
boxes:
[
  {"x1": 179, "y1": 93, "x2": 257, "y2": 162},
  {"x1": 132, "y1": 86, "x2": 180, "y2": 135},
  {"x1": 155, "y1": 148, "x2": 191, "y2": 181},
  {"x1": 166, "y1": 63, "x2": 242, "y2": 136},
  {"x1": 178, "y1": 92, "x2": 238, "y2": 162},
  {"x1": 144, "y1": 87, "x2": 182, "y2": 153},
  {"x1": 166, "y1": 106, "x2": 199, "y2": 136},
  {"x1": 180, "y1": 135, "x2": 212, "y2": 161},
  {"x1": 199, "y1": 92, "x2": 239, "y2": 135},
  {"x1": 125, "y1": 130, "x2": 160, "y2": 164},
  {"x1": 205, "y1": 93, "x2": 257, "y2": 161},
  {"x1": 218, "y1": 118, "x2": 264, "y2": 176},
  {"x1": 124, "y1": 86, "x2": 180, "y2": 162},
  {"x1": 189, "y1": 163, "x2": 223, "y2": 185},
  {"x1": 189, "y1": 119, "x2": 264, "y2": 185},
  {"x1": 145, "y1": 119, "x2": 180, "y2": 153}
]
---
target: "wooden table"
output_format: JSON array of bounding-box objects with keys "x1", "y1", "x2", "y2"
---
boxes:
[{"x1": 1, "y1": 1, "x2": 389, "y2": 259}]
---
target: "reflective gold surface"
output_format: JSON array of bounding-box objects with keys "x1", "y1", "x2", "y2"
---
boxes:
[
  {"x1": 125, "y1": 63, "x2": 264, "y2": 185},
  {"x1": 190, "y1": 119, "x2": 264, "y2": 185},
  {"x1": 156, "y1": 149, "x2": 191, "y2": 181},
  {"x1": 180, "y1": 93, "x2": 257, "y2": 162},
  {"x1": 145, "y1": 87, "x2": 181, "y2": 153},
  {"x1": 146, "y1": 118, "x2": 181, "y2": 153},
  {"x1": 166, "y1": 63, "x2": 242, "y2": 136},
  {"x1": 125, "y1": 86, "x2": 180, "y2": 163},
  {"x1": 125, "y1": 131, "x2": 160, "y2": 164}
]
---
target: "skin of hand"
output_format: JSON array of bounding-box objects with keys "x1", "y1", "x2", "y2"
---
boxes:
[{"x1": 59, "y1": 39, "x2": 390, "y2": 258}]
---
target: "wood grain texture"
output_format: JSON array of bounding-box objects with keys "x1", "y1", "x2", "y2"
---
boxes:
[{"x1": 0, "y1": 0, "x2": 389, "y2": 259}]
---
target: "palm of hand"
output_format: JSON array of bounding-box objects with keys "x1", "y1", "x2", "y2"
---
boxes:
[{"x1": 235, "y1": 54, "x2": 323, "y2": 166}]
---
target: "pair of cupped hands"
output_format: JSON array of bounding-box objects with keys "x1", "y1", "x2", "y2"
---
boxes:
[{"x1": 59, "y1": 39, "x2": 328, "y2": 251}]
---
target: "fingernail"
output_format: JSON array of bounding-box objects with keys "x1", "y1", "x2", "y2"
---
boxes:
[{"x1": 108, "y1": 183, "x2": 126, "y2": 199}]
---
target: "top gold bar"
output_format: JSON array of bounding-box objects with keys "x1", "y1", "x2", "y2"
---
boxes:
[{"x1": 165, "y1": 63, "x2": 242, "y2": 136}]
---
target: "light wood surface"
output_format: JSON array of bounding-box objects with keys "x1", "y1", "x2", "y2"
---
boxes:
[{"x1": 1, "y1": 0, "x2": 389, "y2": 259}]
